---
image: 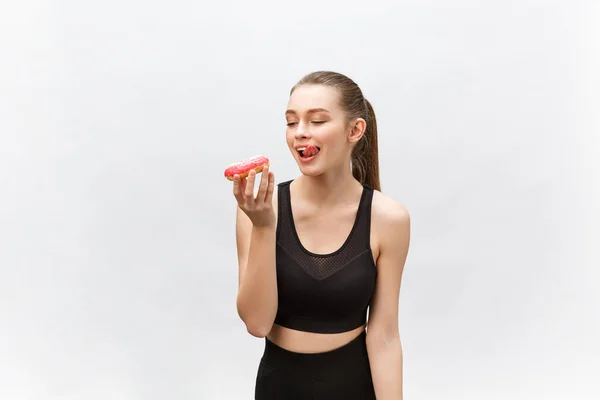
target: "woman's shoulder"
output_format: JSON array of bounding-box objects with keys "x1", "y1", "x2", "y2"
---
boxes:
[{"x1": 371, "y1": 189, "x2": 410, "y2": 234}]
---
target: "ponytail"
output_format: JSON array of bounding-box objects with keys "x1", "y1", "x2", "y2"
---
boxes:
[{"x1": 351, "y1": 98, "x2": 381, "y2": 191}]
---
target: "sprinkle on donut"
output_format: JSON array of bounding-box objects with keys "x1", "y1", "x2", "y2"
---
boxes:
[{"x1": 224, "y1": 155, "x2": 270, "y2": 180}]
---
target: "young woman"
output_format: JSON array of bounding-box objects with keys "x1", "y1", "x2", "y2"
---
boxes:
[{"x1": 232, "y1": 71, "x2": 411, "y2": 399}]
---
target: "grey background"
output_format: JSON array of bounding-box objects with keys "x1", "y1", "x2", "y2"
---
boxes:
[{"x1": 1, "y1": 0, "x2": 599, "y2": 399}]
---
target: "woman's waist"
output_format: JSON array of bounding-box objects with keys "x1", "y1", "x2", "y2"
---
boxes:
[{"x1": 266, "y1": 323, "x2": 366, "y2": 354}]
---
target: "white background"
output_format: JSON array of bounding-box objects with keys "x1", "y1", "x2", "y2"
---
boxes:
[{"x1": 1, "y1": 0, "x2": 599, "y2": 399}]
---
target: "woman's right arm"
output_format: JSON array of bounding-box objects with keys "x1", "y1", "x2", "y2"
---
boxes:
[{"x1": 233, "y1": 167, "x2": 278, "y2": 338}]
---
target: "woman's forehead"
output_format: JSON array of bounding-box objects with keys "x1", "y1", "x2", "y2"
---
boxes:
[{"x1": 287, "y1": 85, "x2": 340, "y2": 113}]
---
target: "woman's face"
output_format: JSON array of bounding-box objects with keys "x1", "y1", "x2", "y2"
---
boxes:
[{"x1": 285, "y1": 84, "x2": 354, "y2": 177}]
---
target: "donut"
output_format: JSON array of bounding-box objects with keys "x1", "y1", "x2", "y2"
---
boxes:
[{"x1": 224, "y1": 155, "x2": 270, "y2": 181}]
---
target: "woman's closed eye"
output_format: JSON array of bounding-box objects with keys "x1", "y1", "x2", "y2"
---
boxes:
[{"x1": 286, "y1": 120, "x2": 326, "y2": 127}]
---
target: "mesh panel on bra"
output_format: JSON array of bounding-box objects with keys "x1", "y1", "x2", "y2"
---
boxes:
[{"x1": 276, "y1": 181, "x2": 373, "y2": 281}]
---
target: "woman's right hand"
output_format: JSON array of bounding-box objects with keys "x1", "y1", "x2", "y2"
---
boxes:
[{"x1": 232, "y1": 165, "x2": 276, "y2": 229}]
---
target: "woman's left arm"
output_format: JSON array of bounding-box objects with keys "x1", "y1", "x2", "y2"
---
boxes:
[{"x1": 366, "y1": 201, "x2": 411, "y2": 400}]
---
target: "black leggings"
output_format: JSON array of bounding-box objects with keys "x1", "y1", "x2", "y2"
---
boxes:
[{"x1": 254, "y1": 331, "x2": 376, "y2": 399}]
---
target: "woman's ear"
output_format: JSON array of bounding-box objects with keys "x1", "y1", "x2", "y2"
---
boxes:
[{"x1": 348, "y1": 118, "x2": 367, "y2": 144}]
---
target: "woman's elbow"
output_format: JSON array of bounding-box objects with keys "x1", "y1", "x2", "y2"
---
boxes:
[
  {"x1": 244, "y1": 323, "x2": 271, "y2": 338},
  {"x1": 367, "y1": 326, "x2": 401, "y2": 350},
  {"x1": 236, "y1": 302, "x2": 273, "y2": 338},
  {"x1": 239, "y1": 309, "x2": 273, "y2": 337},
  {"x1": 238, "y1": 313, "x2": 272, "y2": 338}
]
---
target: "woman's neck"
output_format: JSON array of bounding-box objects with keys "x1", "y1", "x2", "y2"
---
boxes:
[{"x1": 293, "y1": 166, "x2": 363, "y2": 207}]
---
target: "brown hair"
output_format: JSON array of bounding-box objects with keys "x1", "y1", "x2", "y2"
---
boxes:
[{"x1": 290, "y1": 71, "x2": 381, "y2": 191}]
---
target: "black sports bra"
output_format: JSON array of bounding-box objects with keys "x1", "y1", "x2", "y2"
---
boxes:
[{"x1": 274, "y1": 180, "x2": 377, "y2": 334}]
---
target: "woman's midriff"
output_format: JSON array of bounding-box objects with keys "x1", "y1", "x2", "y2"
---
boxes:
[{"x1": 266, "y1": 323, "x2": 366, "y2": 354}]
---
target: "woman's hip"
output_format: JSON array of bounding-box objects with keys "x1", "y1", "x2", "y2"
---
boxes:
[{"x1": 254, "y1": 330, "x2": 376, "y2": 399}]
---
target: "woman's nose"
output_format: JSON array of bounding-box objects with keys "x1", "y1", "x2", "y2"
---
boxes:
[{"x1": 295, "y1": 122, "x2": 310, "y2": 139}]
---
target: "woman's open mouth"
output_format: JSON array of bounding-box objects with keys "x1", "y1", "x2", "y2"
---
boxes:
[{"x1": 297, "y1": 144, "x2": 320, "y2": 161}]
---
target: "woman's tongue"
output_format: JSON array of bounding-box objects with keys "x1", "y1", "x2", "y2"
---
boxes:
[{"x1": 303, "y1": 144, "x2": 319, "y2": 158}]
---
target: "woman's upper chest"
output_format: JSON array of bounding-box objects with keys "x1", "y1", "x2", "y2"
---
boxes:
[{"x1": 290, "y1": 201, "x2": 381, "y2": 262}]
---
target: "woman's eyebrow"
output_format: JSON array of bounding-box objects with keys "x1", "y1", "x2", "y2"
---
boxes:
[{"x1": 285, "y1": 108, "x2": 330, "y2": 116}]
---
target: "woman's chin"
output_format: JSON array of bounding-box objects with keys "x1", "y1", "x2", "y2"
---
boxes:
[{"x1": 297, "y1": 163, "x2": 323, "y2": 177}]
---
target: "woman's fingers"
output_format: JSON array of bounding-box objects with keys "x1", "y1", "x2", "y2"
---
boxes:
[
  {"x1": 244, "y1": 170, "x2": 256, "y2": 201},
  {"x1": 233, "y1": 168, "x2": 273, "y2": 210},
  {"x1": 232, "y1": 174, "x2": 244, "y2": 204},
  {"x1": 265, "y1": 171, "x2": 275, "y2": 204},
  {"x1": 257, "y1": 166, "x2": 269, "y2": 202},
  {"x1": 233, "y1": 174, "x2": 249, "y2": 205}
]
